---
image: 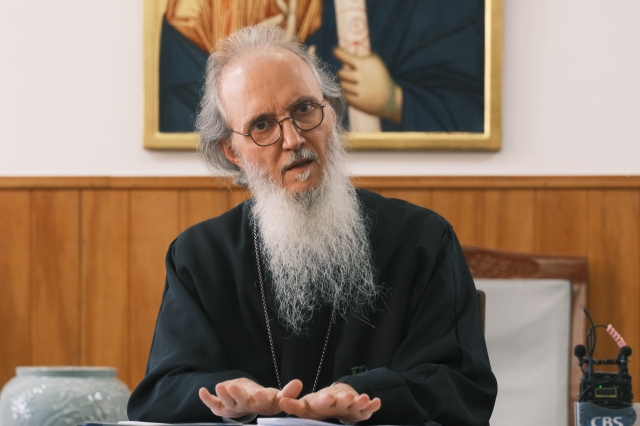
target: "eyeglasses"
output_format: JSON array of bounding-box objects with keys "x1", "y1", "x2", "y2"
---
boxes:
[{"x1": 231, "y1": 101, "x2": 326, "y2": 147}]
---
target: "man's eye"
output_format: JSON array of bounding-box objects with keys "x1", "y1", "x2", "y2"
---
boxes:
[
  {"x1": 251, "y1": 120, "x2": 272, "y2": 133},
  {"x1": 295, "y1": 103, "x2": 315, "y2": 115}
]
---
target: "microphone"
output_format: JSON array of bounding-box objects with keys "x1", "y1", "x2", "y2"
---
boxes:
[
  {"x1": 618, "y1": 346, "x2": 632, "y2": 374},
  {"x1": 577, "y1": 313, "x2": 634, "y2": 406},
  {"x1": 619, "y1": 346, "x2": 632, "y2": 358},
  {"x1": 575, "y1": 344, "x2": 587, "y2": 366}
]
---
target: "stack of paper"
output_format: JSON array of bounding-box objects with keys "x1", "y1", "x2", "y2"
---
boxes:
[{"x1": 81, "y1": 419, "x2": 337, "y2": 426}]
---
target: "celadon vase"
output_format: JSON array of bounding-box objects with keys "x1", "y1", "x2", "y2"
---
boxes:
[{"x1": 0, "y1": 366, "x2": 130, "y2": 426}]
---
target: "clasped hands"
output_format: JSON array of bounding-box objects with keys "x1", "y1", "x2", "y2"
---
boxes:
[{"x1": 199, "y1": 378, "x2": 381, "y2": 423}]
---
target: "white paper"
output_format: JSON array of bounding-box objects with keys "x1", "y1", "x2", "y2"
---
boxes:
[
  {"x1": 116, "y1": 422, "x2": 231, "y2": 426},
  {"x1": 257, "y1": 418, "x2": 336, "y2": 426}
]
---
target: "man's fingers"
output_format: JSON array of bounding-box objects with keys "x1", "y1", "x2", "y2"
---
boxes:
[
  {"x1": 350, "y1": 393, "x2": 371, "y2": 411},
  {"x1": 279, "y1": 396, "x2": 312, "y2": 418},
  {"x1": 357, "y1": 397, "x2": 382, "y2": 420},
  {"x1": 226, "y1": 381, "x2": 251, "y2": 405},
  {"x1": 362, "y1": 399, "x2": 382, "y2": 417},
  {"x1": 252, "y1": 387, "x2": 270, "y2": 405},
  {"x1": 316, "y1": 391, "x2": 336, "y2": 408},
  {"x1": 227, "y1": 383, "x2": 250, "y2": 402},
  {"x1": 199, "y1": 387, "x2": 221, "y2": 408},
  {"x1": 202, "y1": 379, "x2": 290, "y2": 418},
  {"x1": 370, "y1": 397, "x2": 382, "y2": 411},
  {"x1": 215, "y1": 383, "x2": 239, "y2": 408},
  {"x1": 280, "y1": 379, "x2": 303, "y2": 399},
  {"x1": 281, "y1": 386, "x2": 381, "y2": 423},
  {"x1": 199, "y1": 387, "x2": 228, "y2": 415},
  {"x1": 333, "y1": 390, "x2": 356, "y2": 410}
]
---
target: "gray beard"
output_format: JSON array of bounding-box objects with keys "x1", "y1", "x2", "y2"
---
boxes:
[{"x1": 241, "y1": 132, "x2": 379, "y2": 334}]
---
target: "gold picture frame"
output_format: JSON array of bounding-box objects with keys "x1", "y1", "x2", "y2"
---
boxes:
[{"x1": 143, "y1": 0, "x2": 502, "y2": 151}]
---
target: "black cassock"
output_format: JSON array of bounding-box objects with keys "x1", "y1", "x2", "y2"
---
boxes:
[{"x1": 127, "y1": 189, "x2": 497, "y2": 425}]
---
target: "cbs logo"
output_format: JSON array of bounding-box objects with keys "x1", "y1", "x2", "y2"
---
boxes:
[{"x1": 588, "y1": 417, "x2": 628, "y2": 426}]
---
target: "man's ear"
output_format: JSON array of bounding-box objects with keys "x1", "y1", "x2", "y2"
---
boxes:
[{"x1": 219, "y1": 140, "x2": 241, "y2": 167}]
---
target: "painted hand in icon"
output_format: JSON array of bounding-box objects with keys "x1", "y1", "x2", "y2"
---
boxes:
[{"x1": 334, "y1": 47, "x2": 403, "y2": 123}]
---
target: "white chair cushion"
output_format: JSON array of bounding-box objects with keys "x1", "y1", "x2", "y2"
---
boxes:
[{"x1": 474, "y1": 279, "x2": 571, "y2": 426}]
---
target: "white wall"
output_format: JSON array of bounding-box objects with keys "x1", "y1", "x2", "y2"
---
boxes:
[{"x1": 0, "y1": 0, "x2": 638, "y2": 177}]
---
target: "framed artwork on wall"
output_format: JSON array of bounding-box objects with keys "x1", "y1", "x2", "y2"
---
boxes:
[{"x1": 143, "y1": 0, "x2": 502, "y2": 151}]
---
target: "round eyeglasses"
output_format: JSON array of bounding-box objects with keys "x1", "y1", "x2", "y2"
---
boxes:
[{"x1": 231, "y1": 101, "x2": 326, "y2": 147}]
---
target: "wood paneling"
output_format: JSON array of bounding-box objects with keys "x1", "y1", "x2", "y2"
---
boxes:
[
  {"x1": 431, "y1": 190, "x2": 484, "y2": 245},
  {"x1": 535, "y1": 190, "x2": 587, "y2": 256},
  {"x1": 376, "y1": 189, "x2": 432, "y2": 209},
  {"x1": 0, "y1": 191, "x2": 30, "y2": 385},
  {"x1": 30, "y1": 190, "x2": 80, "y2": 366},
  {"x1": 129, "y1": 191, "x2": 179, "y2": 388},
  {"x1": 1, "y1": 176, "x2": 639, "y2": 397},
  {"x1": 179, "y1": 189, "x2": 230, "y2": 231},
  {"x1": 483, "y1": 190, "x2": 535, "y2": 252},
  {"x1": 81, "y1": 190, "x2": 130, "y2": 383},
  {"x1": 4, "y1": 175, "x2": 640, "y2": 189},
  {"x1": 587, "y1": 190, "x2": 640, "y2": 379}
]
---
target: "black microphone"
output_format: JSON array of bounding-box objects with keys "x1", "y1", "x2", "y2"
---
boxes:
[
  {"x1": 575, "y1": 344, "x2": 587, "y2": 366},
  {"x1": 618, "y1": 346, "x2": 632, "y2": 374},
  {"x1": 577, "y1": 311, "x2": 634, "y2": 407}
]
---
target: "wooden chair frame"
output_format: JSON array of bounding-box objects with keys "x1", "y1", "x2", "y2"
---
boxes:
[{"x1": 462, "y1": 245, "x2": 588, "y2": 426}]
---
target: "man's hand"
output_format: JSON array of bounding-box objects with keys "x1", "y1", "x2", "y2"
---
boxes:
[
  {"x1": 279, "y1": 382, "x2": 381, "y2": 423},
  {"x1": 199, "y1": 378, "x2": 303, "y2": 419},
  {"x1": 333, "y1": 48, "x2": 403, "y2": 123}
]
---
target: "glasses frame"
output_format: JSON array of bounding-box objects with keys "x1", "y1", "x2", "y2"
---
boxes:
[{"x1": 231, "y1": 101, "x2": 326, "y2": 147}]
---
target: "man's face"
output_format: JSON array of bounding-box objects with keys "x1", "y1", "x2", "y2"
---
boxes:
[{"x1": 218, "y1": 48, "x2": 336, "y2": 193}]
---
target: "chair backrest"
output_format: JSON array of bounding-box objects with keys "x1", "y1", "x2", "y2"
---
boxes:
[
  {"x1": 462, "y1": 246, "x2": 587, "y2": 426},
  {"x1": 477, "y1": 289, "x2": 486, "y2": 332}
]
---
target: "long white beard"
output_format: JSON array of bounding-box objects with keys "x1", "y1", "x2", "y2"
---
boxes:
[{"x1": 241, "y1": 132, "x2": 379, "y2": 334}]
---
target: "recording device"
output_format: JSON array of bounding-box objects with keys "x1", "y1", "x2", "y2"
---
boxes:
[{"x1": 574, "y1": 309, "x2": 634, "y2": 407}]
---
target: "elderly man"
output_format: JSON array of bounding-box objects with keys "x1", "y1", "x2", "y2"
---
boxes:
[{"x1": 128, "y1": 26, "x2": 496, "y2": 425}]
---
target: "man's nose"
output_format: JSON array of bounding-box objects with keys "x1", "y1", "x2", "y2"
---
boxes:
[{"x1": 280, "y1": 118, "x2": 305, "y2": 150}]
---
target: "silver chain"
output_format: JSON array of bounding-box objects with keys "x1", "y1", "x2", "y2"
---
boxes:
[{"x1": 252, "y1": 226, "x2": 335, "y2": 393}]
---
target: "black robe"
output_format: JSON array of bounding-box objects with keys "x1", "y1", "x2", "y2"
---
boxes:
[{"x1": 127, "y1": 189, "x2": 497, "y2": 425}]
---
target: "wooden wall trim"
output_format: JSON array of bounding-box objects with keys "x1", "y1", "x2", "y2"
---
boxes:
[
  {"x1": 2, "y1": 175, "x2": 640, "y2": 189},
  {"x1": 354, "y1": 175, "x2": 640, "y2": 189},
  {"x1": 0, "y1": 177, "x2": 236, "y2": 189}
]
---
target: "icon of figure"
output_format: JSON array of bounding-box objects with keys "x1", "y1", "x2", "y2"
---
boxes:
[{"x1": 158, "y1": 0, "x2": 484, "y2": 133}]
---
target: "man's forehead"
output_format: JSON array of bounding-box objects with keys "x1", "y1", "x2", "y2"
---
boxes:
[
  {"x1": 219, "y1": 48, "x2": 322, "y2": 118},
  {"x1": 222, "y1": 47, "x2": 313, "y2": 80}
]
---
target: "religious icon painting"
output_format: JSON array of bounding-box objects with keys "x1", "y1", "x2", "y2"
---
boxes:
[{"x1": 143, "y1": 0, "x2": 503, "y2": 151}]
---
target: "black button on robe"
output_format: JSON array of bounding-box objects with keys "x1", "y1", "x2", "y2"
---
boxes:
[{"x1": 127, "y1": 189, "x2": 497, "y2": 425}]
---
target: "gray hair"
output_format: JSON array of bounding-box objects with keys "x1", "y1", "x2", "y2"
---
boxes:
[{"x1": 196, "y1": 25, "x2": 346, "y2": 181}]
